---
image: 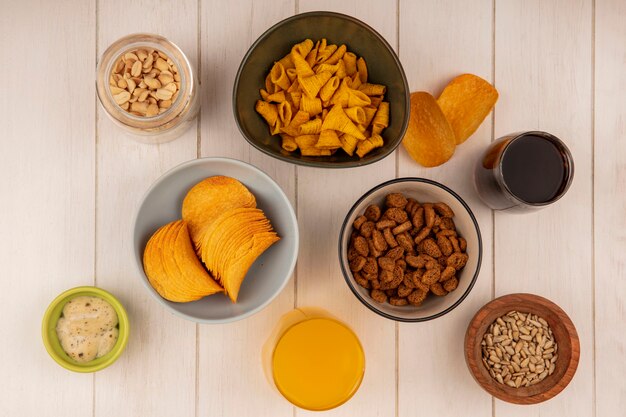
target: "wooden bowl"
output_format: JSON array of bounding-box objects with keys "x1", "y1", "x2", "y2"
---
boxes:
[{"x1": 464, "y1": 293, "x2": 579, "y2": 404}]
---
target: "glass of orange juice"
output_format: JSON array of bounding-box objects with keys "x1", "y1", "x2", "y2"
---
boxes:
[{"x1": 262, "y1": 307, "x2": 365, "y2": 411}]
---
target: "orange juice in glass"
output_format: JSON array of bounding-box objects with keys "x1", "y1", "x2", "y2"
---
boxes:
[{"x1": 262, "y1": 308, "x2": 365, "y2": 411}]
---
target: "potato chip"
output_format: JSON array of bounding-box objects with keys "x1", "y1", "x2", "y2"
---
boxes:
[
  {"x1": 165, "y1": 222, "x2": 222, "y2": 299},
  {"x1": 222, "y1": 232, "x2": 279, "y2": 301},
  {"x1": 182, "y1": 176, "x2": 256, "y2": 250},
  {"x1": 199, "y1": 208, "x2": 267, "y2": 274},
  {"x1": 437, "y1": 73, "x2": 498, "y2": 144},
  {"x1": 143, "y1": 220, "x2": 223, "y2": 302},
  {"x1": 402, "y1": 92, "x2": 456, "y2": 167},
  {"x1": 172, "y1": 222, "x2": 223, "y2": 295},
  {"x1": 215, "y1": 221, "x2": 272, "y2": 284},
  {"x1": 199, "y1": 207, "x2": 279, "y2": 302},
  {"x1": 145, "y1": 176, "x2": 280, "y2": 305},
  {"x1": 156, "y1": 222, "x2": 206, "y2": 299},
  {"x1": 144, "y1": 223, "x2": 184, "y2": 300}
]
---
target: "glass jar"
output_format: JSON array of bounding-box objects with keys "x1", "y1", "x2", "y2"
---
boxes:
[
  {"x1": 262, "y1": 307, "x2": 365, "y2": 411},
  {"x1": 96, "y1": 33, "x2": 199, "y2": 144}
]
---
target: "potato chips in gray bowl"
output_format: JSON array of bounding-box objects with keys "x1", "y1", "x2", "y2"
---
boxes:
[{"x1": 133, "y1": 157, "x2": 299, "y2": 324}]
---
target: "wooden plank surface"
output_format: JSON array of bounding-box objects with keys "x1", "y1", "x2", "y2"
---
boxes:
[
  {"x1": 594, "y1": 0, "x2": 626, "y2": 415},
  {"x1": 197, "y1": 1, "x2": 296, "y2": 417},
  {"x1": 294, "y1": 2, "x2": 398, "y2": 416},
  {"x1": 0, "y1": 1, "x2": 95, "y2": 416},
  {"x1": 397, "y1": 2, "x2": 494, "y2": 416},
  {"x1": 95, "y1": 1, "x2": 199, "y2": 416},
  {"x1": 493, "y1": 1, "x2": 594, "y2": 416},
  {"x1": 1, "y1": 0, "x2": 625, "y2": 416}
]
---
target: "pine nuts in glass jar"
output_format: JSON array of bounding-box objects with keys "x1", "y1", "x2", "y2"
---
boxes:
[{"x1": 96, "y1": 33, "x2": 199, "y2": 144}]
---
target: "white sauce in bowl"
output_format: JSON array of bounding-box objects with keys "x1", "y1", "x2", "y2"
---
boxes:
[{"x1": 55, "y1": 296, "x2": 119, "y2": 362}]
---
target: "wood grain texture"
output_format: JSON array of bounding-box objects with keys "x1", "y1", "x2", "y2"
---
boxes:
[
  {"x1": 0, "y1": 1, "x2": 95, "y2": 416},
  {"x1": 493, "y1": 0, "x2": 593, "y2": 416},
  {"x1": 197, "y1": 1, "x2": 296, "y2": 417},
  {"x1": 2, "y1": 0, "x2": 626, "y2": 416},
  {"x1": 594, "y1": 0, "x2": 626, "y2": 415},
  {"x1": 464, "y1": 293, "x2": 580, "y2": 404},
  {"x1": 198, "y1": 0, "x2": 297, "y2": 205},
  {"x1": 295, "y1": 1, "x2": 397, "y2": 416},
  {"x1": 397, "y1": 1, "x2": 494, "y2": 416},
  {"x1": 95, "y1": 1, "x2": 199, "y2": 417}
]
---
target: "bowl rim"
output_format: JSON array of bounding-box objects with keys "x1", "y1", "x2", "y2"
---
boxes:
[
  {"x1": 41, "y1": 286, "x2": 130, "y2": 373},
  {"x1": 132, "y1": 156, "x2": 300, "y2": 324},
  {"x1": 463, "y1": 292, "x2": 580, "y2": 404},
  {"x1": 232, "y1": 10, "x2": 410, "y2": 168},
  {"x1": 338, "y1": 177, "x2": 483, "y2": 322}
]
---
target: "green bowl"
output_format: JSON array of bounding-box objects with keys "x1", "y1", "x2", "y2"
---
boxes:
[
  {"x1": 41, "y1": 286, "x2": 129, "y2": 373},
  {"x1": 233, "y1": 11, "x2": 410, "y2": 168}
]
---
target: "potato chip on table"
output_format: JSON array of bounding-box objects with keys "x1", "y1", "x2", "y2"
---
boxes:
[
  {"x1": 402, "y1": 73, "x2": 498, "y2": 168},
  {"x1": 402, "y1": 92, "x2": 456, "y2": 167},
  {"x1": 437, "y1": 73, "x2": 498, "y2": 144}
]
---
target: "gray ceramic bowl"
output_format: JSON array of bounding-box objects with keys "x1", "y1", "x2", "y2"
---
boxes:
[
  {"x1": 133, "y1": 158, "x2": 299, "y2": 324},
  {"x1": 339, "y1": 178, "x2": 482, "y2": 322},
  {"x1": 233, "y1": 11, "x2": 410, "y2": 168}
]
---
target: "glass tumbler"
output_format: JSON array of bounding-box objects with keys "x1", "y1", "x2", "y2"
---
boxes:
[
  {"x1": 262, "y1": 307, "x2": 365, "y2": 411},
  {"x1": 96, "y1": 33, "x2": 199, "y2": 144},
  {"x1": 474, "y1": 131, "x2": 574, "y2": 212}
]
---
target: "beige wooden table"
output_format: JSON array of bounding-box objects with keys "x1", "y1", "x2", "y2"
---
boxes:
[{"x1": 1, "y1": 1, "x2": 624, "y2": 416}]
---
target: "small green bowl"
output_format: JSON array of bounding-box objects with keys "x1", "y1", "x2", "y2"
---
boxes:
[
  {"x1": 233, "y1": 11, "x2": 410, "y2": 168},
  {"x1": 42, "y1": 286, "x2": 129, "y2": 373}
]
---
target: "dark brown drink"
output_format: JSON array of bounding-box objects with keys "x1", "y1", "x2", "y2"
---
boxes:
[{"x1": 474, "y1": 131, "x2": 574, "y2": 212}]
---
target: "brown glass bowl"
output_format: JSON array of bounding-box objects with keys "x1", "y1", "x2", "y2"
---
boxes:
[
  {"x1": 233, "y1": 11, "x2": 410, "y2": 168},
  {"x1": 464, "y1": 293, "x2": 580, "y2": 404}
]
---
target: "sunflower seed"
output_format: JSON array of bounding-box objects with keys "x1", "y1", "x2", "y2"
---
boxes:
[{"x1": 480, "y1": 311, "x2": 559, "y2": 388}]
